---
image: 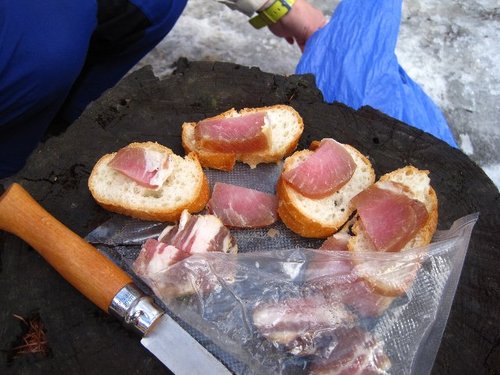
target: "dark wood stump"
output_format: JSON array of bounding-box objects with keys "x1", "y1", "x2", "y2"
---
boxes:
[{"x1": 1, "y1": 60, "x2": 499, "y2": 374}]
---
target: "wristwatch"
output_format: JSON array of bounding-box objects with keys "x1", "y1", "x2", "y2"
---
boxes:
[{"x1": 249, "y1": 0, "x2": 297, "y2": 29}]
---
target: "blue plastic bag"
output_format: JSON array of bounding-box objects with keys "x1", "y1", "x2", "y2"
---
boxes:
[{"x1": 297, "y1": 0, "x2": 457, "y2": 147}]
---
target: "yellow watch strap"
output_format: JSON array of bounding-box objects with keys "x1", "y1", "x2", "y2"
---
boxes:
[{"x1": 249, "y1": 0, "x2": 296, "y2": 29}]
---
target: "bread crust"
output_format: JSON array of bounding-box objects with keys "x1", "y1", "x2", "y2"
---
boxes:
[
  {"x1": 182, "y1": 123, "x2": 237, "y2": 171},
  {"x1": 88, "y1": 142, "x2": 210, "y2": 222},
  {"x1": 182, "y1": 104, "x2": 304, "y2": 170},
  {"x1": 277, "y1": 143, "x2": 375, "y2": 239}
]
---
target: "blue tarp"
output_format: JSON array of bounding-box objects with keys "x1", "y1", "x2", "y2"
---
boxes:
[{"x1": 297, "y1": 0, "x2": 457, "y2": 147}]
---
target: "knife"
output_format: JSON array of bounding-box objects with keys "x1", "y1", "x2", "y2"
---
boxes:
[{"x1": 0, "y1": 183, "x2": 232, "y2": 375}]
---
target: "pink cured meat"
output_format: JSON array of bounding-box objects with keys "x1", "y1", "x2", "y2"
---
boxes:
[
  {"x1": 309, "y1": 236, "x2": 394, "y2": 318},
  {"x1": 158, "y1": 210, "x2": 237, "y2": 254},
  {"x1": 320, "y1": 232, "x2": 351, "y2": 251},
  {"x1": 309, "y1": 327, "x2": 391, "y2": 375},
  {"x1": 207, "y1": 182, "x2": 279, "y2": 228},
  {"x1": 132, "y1": 211, "x2": 238, "y2": 299},
  {"x1": 282, "y1": 139, "x2": 356, "y2": 198},
  {"x1": 252, "y1": 295, "x2": 356, "y2": 356},
  {"x1": 133, "y1": 239, "x2": 188, "y2": 276},
  {"x1": 339, "y1": 280, "x2": 394, "y2": 318},
  {"x1": 352, "y1": 182, "x2": 429, "y2": 252},
  {"x1": 133, "y1": 211, "x2": 237, "y2": 274},
  {"x1": 108, "y1": 146, "x2": 171, "y2": 188},
  {"x1": 195, "y1": 112, "x2": 269, "y2": 153}
]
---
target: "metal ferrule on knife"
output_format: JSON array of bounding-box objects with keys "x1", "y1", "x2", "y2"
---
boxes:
[{"x1": 109, "y1": 283, "x2": 164, "y2": 336}]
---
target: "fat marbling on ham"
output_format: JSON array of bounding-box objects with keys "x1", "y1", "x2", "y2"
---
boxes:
[
  {"x1": 253, "y1": 294, "x2": 391, "y2": 372},
  {"x1": 282, "y1": 138, "x2": 356, "y2": 198},
  {"x1": 108, "y1": 145, "x2": 172, "y2": 189},
  {"x1": 194, "y1": 112, "x2": 270, "y2": 153},
  {"x1": 207, "y1": 182, "x2": 279, "y2": 228},
  {"x1": 309, "y1": 327, "x2": 391, "y2": 375},
  {"x1": 306, "y1": 234, "x2": 395, "y2": 318},
  {"x1": 252, "y1": 294, "x2": 356, "y2": 356},
  {"x1": 352, "y1": 181, "x2": 429, "y2": 252},
  {"x1": 133, "y1": 210, "x2": 237, "y2": 277}
]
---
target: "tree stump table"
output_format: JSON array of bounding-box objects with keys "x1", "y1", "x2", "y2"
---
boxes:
[{"x1": 1, "y1": 60, "x2": 499, "y2": 374}]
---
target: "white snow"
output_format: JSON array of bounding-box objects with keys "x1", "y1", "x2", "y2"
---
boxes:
[
  {"x1": 482, "y1": 164, "x2": 500, "y2": 190},
  {"x1": 459, "y1": 133, "x2": 474, "y2": 155}
]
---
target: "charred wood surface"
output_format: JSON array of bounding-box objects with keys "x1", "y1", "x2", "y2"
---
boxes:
[{"x1": 0, "y1": 60, "x2": 499, "y2": 374}]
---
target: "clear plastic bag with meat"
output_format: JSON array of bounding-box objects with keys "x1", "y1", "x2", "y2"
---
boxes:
[{"x1": 87, "y1": 202, "x2": 477, "y2": 375}]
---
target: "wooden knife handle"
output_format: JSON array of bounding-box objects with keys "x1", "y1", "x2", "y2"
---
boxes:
[{"x1": 0, "y1": 183, "x2": 132, "y2": 312}]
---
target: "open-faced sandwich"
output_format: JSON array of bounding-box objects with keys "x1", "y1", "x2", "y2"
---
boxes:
[
  {"x1": 182, "y1": 104, "x2": 304, "y2": 171},
  {"x1": 88, "y1": 141, "x2": 209, "y2": 222},
  {"x1": 277, "y1": 138, "x2": 376, "y2": 238},
  {"x1": 348, "y1": 165, "x2": 439, "y2": 296}
]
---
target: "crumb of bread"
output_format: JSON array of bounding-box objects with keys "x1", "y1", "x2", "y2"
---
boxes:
[{"x1": 266, "y1": 228, "x2": 280, "y2": 238}]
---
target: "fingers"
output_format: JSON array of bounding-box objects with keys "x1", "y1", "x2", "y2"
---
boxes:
[{"x1": 266, "y1": 0, "x2": 326, "y2": 51}]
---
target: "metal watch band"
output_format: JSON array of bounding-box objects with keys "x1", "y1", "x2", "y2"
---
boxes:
[{"x1": 249, "y1": 0, "x2": 296, "y2": 29}]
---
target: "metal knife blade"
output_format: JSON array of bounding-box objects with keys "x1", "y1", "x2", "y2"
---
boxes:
[
  {"x1": 142, "y1": 314, "x2": 232, "y2": 375},
  {"x1": 0, "y1": 183, "x2": 231, "y2": 375}
]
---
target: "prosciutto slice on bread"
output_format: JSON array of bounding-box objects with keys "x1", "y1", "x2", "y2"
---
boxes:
[
  {"x1": 195, "y1": 112, "x2": 270, "y2": 153},
  {"x1": 88, "y1": 142, "x2": 210, "y2": 222},
  {"x1": 348, "y1": 166, "x2": 438, "y2": 296},
  {"x1": 282, "y1": 138, "x2": 356, "y2": 198},
  {"x1": 182, "y1": 105, "x2": 304, "y2": 171},
  {"x1": 352, "y1": 181, "x2": 429, "y2": 252},
  {"x1": 207, "y1": 182, "x2": 279, "y2": 228},
  {"x1": 108, "y1": 144, "x2": 172, "y2": 189},
  {"x1": 277, "y1": 139, "x2": 375, "y2": 238}
]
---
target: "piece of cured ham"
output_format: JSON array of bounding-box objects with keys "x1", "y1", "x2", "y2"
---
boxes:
[
  {"x1": 306, "y1": 234, "x2": 394, "y2": 318},
  {"x1": 207, "y1": 182, "x2": 279, "y2": 228},
  {"x1": 305, "y1": 233, "x2": 354, "y2": 283},
  {"x1": 252, "y1": 294, "x2": 356, "y2": 356},
  {"x1": 194, "y1": 112, "x2": 270, "y2": 153},
  {"x1": 282, "y1": 138, "x2": 356, "y2": 198},
  {"x1": 352, "y1": 181, "x2": 429, "y2": 252},
  {"x1": 133, "y1": 210, "x2": 237, "y2": 277},
  {"x1": 108, "y1": 145, "x2": 172, "y2": 189},
  {"x1": 309, "y1": 327, "x2": 391, "y2": 375},
  {"x1": 320, "y1": 232, "x2": 351, "y2": 251},
  {"x1": 134, "y1": 240, "x2": 187, "y2": 275},
  {"x1": 337, "y1": 280, "x2": 395, "y2": 318}
]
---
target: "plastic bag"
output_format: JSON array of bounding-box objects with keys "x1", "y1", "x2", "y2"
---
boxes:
[
  {"x1": 88, "y1": 210, "x2": 477, "y2": 375},
  {"x1": 296, "y1": 0, "x2": 457, "y2": 147}
]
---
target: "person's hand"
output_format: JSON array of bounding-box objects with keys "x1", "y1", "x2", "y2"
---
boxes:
[{"x1": 268, "y1": 0, "x2": 326, "y2": 52}]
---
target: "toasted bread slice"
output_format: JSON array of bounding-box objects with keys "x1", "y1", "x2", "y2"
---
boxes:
[
  {"x1": 88, "y1": 142, "x2": 209, "y2": 222},
  {"x1": 182, "y1": 104, "x2": 304, "y2": 171},
  {"x1": 277, "y1": 144, "x2": 375, "y2": 238},
  {"x1": 348, "y1": 166, "x2": 439, "y2": 296}
]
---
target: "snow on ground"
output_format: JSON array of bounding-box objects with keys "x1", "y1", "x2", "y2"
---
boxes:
[{"x1": 135, "y1": 0, "x2": 499, "y2": 190}]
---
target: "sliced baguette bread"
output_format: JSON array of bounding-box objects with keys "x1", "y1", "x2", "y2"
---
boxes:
[
  {"x1": 277, "y1": 142, "x2": 376, "y2": 238},
  {"x1": 182, "y1": 104, "x2": 304, "y2": 171},
  {"x1": 348, "y1": 166, "x2": 438, "y2": 296},
  {"x1": 88, "y1": 142, "x2": 209, "y2": 222}
]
